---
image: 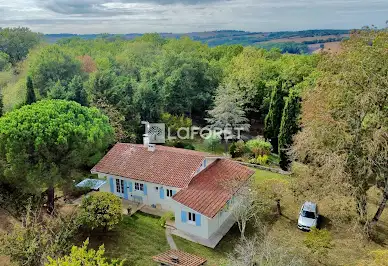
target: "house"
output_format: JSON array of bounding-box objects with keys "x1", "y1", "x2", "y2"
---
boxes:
[
  {"x1": 152, "y1": 250, "x2": 207, "y2": 266},
  {"x1": 91, "y1": 140, "x2": 254, "y2": 248}
]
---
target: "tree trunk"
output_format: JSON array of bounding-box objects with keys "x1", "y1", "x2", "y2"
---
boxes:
[
  {"x1": 371, "y1": 178, "x2": 388, "y2": 224},
  {"x1": 47, "y1": 186, "x2": 55, "y2": 214},
  {"x1": 276, "y1": 199, "x2": 282, "y2": 216},
  {"x1": 224, "y1": 139, "x2": 228, "y2": 154}
]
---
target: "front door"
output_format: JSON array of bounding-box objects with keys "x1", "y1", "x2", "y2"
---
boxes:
[{"x1": 115, "y1": 179, "x2": 124, "y2": 197}]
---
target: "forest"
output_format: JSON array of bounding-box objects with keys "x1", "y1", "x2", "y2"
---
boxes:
[{"x1": 0, "y1": 26, "x2": 388, "y2": 266}]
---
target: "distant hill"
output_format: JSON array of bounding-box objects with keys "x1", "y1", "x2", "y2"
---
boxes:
[{"x1": 45, "y1": 29, "x2": 351, "y2": 54}]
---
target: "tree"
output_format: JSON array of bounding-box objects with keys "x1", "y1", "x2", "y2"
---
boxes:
[
  {"x1": 207, "y1": 84, "x2": 250, "y2": 152},
  {"x1": 47, "y1": 81, "x2": 67, "y2": 100},
  {"x1": 278, "y1": 90, "x2": 301, "y2": 170},
  {"x1": 0, "y1": 100, "x2": 114, "y2": 213},
  {"x1": 0, "y1": 27, "x2": 42, "y2": 64},
  {"x1": 78, "y1": 192, "x2": 122, "y2": 231},
  {"x1": 264, "y1": 82, "x2": 286, "y2": 153},
  {"x1": 0, "y1": 51, "x2": 10, "y2": 71},
  {"x1": 0, "y1": 90, "x2": 3, "y2": 117},
  {"x1": 68, "y1": 75, "x2": 88, "y2": 106},
  {"x1": 26, "y1": 76, "x2": 36, "y2": 104},
  {"x1": 257, "y1": 179, "x2": 288, "y2": 216},
  {"x1": 46, "y1": 239, "x2": 125, "y2": 266},
  {"x1": 203, "y1": 133, "x2": 221, "y2": 153},
  {"x1": 293, "y1": 28, "x2": 388, "y2": 230},
  {"x1": 29, "y1": 45, "x2": 81, "y2": 96}
]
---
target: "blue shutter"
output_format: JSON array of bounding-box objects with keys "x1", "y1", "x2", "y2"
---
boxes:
[
  {"x1": 160, "y1": 188, "x2": 165, "y2": 199},
  {"x1": 128, "y1": 181, "x2": 133, "y2": 192},
  {"x1": 123, "y1": 181, "x2": 128, "y2": 200},
  {"x1": 181, "y1": 211, "x2": 187, "y2": 223},
  {"x1": 172, "y1": 190, "x2": 176, "y2": 196},
  {"x1": 195, "y1": 214, "x2": 201, "y2": 226},
  {"x1": 143, "y1": 184, "x2": 148, "y2": 195},
  {"x1": 109, "y1": 177, "x2": 114, "y2": 193},
  {"x1": 204, "y1": 159, "x2": 207, "y2": 168}
]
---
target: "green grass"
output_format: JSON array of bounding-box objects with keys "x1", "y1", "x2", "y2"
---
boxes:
[
  {"x1": 82, "y1": 213, "x2": 170, "y2": 266},
  {"x1": 191, "y1": 138, "x2": 228, "y2": 155},
  {"x1": 252, "y1": 168, "x2": 288, "y2": 184}
]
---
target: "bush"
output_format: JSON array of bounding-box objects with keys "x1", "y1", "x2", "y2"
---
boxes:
[
  {"x1": 46, "y1": 239, "x2": 125, "y2": 266},
  {"x1": 229, "y1": 140, "x2": 247, "y2": 158},
  {"x1": 0, "y1": 204, "x2": 80, "y2": 266},
  {"x1": 304, "y1": 227, "x2": 332, "y2": 261},
  {"x1": 204, "y1": 133, "x2": 221, "y2": 152},
  {"x1": 249, "y1": 155, "x2": 269, "y2": 165},
  {"x1": 78, "y1": 192, "x2": 122, "y2": 231},
  {"x1": 159, "y1": 211, "x2": 175, "y2": 227},
  {"x1": 246, "y1": 139, "x2": 272, "y2": 157}
]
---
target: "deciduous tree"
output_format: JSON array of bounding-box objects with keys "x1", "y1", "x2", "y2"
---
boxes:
[{"x1": 293, "y1": 28, "x2": 388, "y2": 231}]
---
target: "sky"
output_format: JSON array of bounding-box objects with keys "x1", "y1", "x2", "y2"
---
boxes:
[{"x1": 0, "y1": 0, "x2": 387, "y2": 34}]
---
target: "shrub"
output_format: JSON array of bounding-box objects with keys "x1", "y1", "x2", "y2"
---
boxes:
[
  {"x1": 249, "y1": 155, "x2": 269, "y2": 165},
  {"x1": 159, "y1": 211, "x2": 175, "y2": 227},
  {"x1": 229, "y1": 140, "x2": 247, "y2": 158},
  {"x1": 204, "y1": 133, "x2": 221, "y2": 152},
  {"x1": 304, "y1": 227, "x2": 332, "y2": 261},
  {"x1": 246, "y1": 139, "x2": 272, "y2": 157},
  {"x1": 0, "y1": 204, "x2": 80, "y2": 266},
  {"x1": 78, "y1": 192, "x2": 122, "y2": 231},
  {"x1": 46, "y1": 239, "x2": 125, "y2": 266}
]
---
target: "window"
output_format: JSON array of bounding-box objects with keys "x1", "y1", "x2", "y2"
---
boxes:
[
  {"x1": 188, "y1": 212, "x2": 196, "y2": 222},
  {"x1": 166, "y1": 189, "x2": 173, "y2": 197},
  {"x1": 116, "y1": 179, "x2": 124, "y2": 193},
  {"x1": 135, "y1": 182, "x2": 144, "y2": 191}
]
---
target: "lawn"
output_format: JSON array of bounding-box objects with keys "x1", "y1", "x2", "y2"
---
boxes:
[
  {"x1": 252, "y1": 168, "x2": 288, "y2": 183},
  {"x1": 82, "y1": 213, "x2": 170, "y2": 266}
]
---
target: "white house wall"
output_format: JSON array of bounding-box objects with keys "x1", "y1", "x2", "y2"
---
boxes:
[
  {"x1": 207, "y1": 208, "x2": 233, "y2": 238},
  {"x1": 95, "y1": 172, "x2": 180, "y2": 211},
  {"x1": 174, "y1": 202, "x2": 210, "y2": 239}
]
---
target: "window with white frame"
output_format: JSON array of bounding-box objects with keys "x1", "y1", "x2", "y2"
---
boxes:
[
  {"x1": 188, "y1": 212, "x2": 196, "y2": 223},
  {"x1": 116, "y1": 179, "x2": 124, "y2": 193},
  {"x1": 135, "y1": 182, "x2": 144, "y2": 191},
  {"x1": 166, "y1": 189, "x2": 173, "y2": 197}
]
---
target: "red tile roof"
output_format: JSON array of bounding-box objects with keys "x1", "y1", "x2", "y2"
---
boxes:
[
  {"x1": 92, "y1": 143, "x2": 211, "y2": 188},
  {"x1": 173, "y1": 159, "x2": 255, "y2": 218},
  {"x1": 152, "y1": 250, "x2": 207, "y2": 266}
]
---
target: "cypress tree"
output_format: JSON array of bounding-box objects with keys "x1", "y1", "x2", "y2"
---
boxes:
[
  {"x1": 278, "y1": 91, "x2": 301, "y2": 171},
  {"x1": 264, "y1": 82, "x2": 285, "y2": 153},
  {"x1": 0, "y1": 90, "x2": 3, "y2": 117},
  {"x1": 68, "y1": 75, "x2": 88, "y2": 106},
  {"x1": 26, "y1": 76, "x2": 36, "y2": 104}
]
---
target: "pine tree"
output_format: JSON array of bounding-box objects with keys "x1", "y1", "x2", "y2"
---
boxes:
[
  {"x1": 68, "y1": 75, "x2": 88, "y2": 106},
  {"x1": 278, "y1": 91, "x2": 301, "y2": 170},
  {"x1": 264, "y1": 82, "x2": 285, "y2": 153},
  {"x1": 26, "y1": 76, "x2": 36, "y2": 105}
]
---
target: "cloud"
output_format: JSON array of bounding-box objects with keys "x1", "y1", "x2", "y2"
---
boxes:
[
  {"x1": 37, "y1": 0, "x2": 225, "y2": 15},
  {"x1": 0, "y1": 0, "x2": 387, "y2": 33}
]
